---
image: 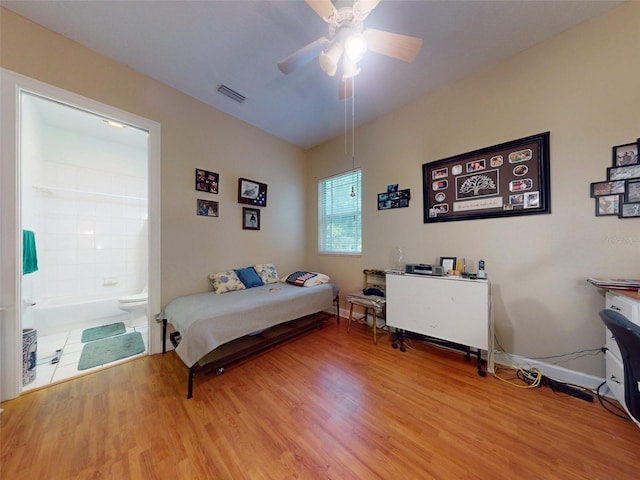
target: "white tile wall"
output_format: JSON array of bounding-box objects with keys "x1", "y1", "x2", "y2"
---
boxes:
[{"x1": 22, "y1": 106, "x2": 148, "y2": 304}]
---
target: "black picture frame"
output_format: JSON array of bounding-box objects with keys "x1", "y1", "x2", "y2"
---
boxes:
[
  {"x1": 590, "y1": 180, "x2": 626, "y2": 197},
  {"x1": 378, "y1": 188, "x2": 411, "y2": 210},
  {"x1": 440, "y1": 256, "x2": 457, "y2": 273},
  {"x1": 626, "y1": 178, "x2": 640, "y2": 203},
  {"x1": 422, "y1": 132, "x2": 551, "y2": 223},
  {"x1": 242, "y1": 207, "x2": 260, "y2": 230},
  {"x1": 595, "y1": 194, "x2": 620, "y2": 216},
  {"x1": 197, "y1": 199, "x2": 219, "y2": 217},
  {"x1": 612, "y1": 142, "x2": 639, "y2": 167},
  {"x1": 195, "y1": 168, "x2": 219, "y2": 194},
  {"x1": 607, "y1": 164, "x2": 640, "y2": 181},
  {"x1": 619, "y1": 202, "x2": 640, "y2": 218},
  {"x1": 238, "y1": 178, "x2": 267, "y2": 207}
]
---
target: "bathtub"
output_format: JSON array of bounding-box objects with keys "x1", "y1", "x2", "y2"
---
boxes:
[{"x1": 30, "y1": 297, "x2": 128, "y2": 336}]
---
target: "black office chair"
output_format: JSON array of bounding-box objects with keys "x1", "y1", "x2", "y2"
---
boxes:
[{"x1": 599, "y1": 309, "x2": 640, "y2": 423}]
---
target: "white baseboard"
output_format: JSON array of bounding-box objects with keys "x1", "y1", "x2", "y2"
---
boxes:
[{"x1": 493, "y1": 351, "x2": 606, "y2": 392}]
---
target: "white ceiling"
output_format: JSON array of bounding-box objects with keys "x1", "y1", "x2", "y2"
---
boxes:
[{"x1": 3, "y1": 0, "x2": 623, "y2": 150}]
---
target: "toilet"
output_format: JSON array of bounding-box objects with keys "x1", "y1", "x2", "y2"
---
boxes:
[{"x1": 118, "y1": 289, "x2": 148, "y2": 328}]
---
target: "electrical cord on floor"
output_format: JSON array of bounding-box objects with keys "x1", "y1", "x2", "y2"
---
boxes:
[
  {"x1": 491, "y1": 333, "x2": 545, "y2": 388},
  {"x1": 492, "y1": 333, "x2": 599, "y2": 400},
  {"x1": 595, "y1": 380, "x2": 631, "y2": 421},
  {"x1": 493, "y1": 364, "x2": 544, "y2": 389}
]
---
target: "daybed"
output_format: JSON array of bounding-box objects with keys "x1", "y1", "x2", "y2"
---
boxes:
[{"x1": 159, "y1": 265, "x2": 339, "y2": 398}]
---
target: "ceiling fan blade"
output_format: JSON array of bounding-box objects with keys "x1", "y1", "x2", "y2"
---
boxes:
[
  {"x1": 354, "y1": 0, "x2": 381, "y2": 18},
  {"x1": 277, "y1": 37, "x2": 330, "y2": 74},
  {"x1": 339, "y1": 77, "x2": 354, "y2": 100},
  {"x1": 364, "y1": 28, "x2": 423, "y2": 63},
  {"x1": 305, "y1": 0, "x2": 335, "y2": 20}
]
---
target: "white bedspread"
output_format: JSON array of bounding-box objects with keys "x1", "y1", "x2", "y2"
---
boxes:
[{"x1": 162, "y1": 282, "x2": 335, "y2": 367}]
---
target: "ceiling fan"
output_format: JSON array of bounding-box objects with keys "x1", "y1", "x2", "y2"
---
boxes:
[{"x1": 277, "y1": 0, "x2": 423, "y2": 98}]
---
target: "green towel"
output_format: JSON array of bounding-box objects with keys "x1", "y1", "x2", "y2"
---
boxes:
[{"x1": 23, "y1": 230, "x2": 38, "y2": 275}]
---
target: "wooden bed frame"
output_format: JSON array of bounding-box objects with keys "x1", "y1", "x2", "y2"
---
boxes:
[{"x1": 160, "y1": 297, "x2": 339, "y2": 398}]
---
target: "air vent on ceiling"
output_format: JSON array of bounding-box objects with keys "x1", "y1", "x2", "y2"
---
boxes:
[{"x1": 217, "y1": 84, "x2": 246, "y2": 104}]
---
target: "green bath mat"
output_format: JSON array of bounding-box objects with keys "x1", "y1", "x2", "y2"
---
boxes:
[
  {"x1": 81, "y1": 322, "x2": 126, "y2": 343},
  {"x1": 78, "y1": 332, "x2": 145, "y2": 370}
]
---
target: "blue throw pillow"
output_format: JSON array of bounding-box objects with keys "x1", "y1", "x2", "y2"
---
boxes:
[{"x1": 234, "y1": 267, "x2": 264, "y2": 288}]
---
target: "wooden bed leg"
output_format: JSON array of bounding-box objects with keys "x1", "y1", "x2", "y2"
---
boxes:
[{"x1": 187, "y1": 365, "x2": 196, "y2": 399}]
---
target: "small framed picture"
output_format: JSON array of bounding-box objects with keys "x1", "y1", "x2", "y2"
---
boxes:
[
  {"x1": 238, "y1": 178, "x2": 267, "y2": 207},
  {"x1": 595, "y1": 195, "x2": 620, "y2": 216},
  {"x1": 626, "y1": 178, "x2": 640, "y2": 203},
  {"x1": 590, "y1": 180, "x2": 625, "y2": 197},
  {"x1": 619, "y1": 202, "x2": 640, "y2": 218},
  {"x1": 242, "y1": 207, "x2": 260, "y2": 230},
  {"x1": 612, "y1": 142, "x2": 638, "y2": 167},
  {"x1": 195, "y1": 168, "x2": 219, "y2": 194},
  {"x1": 607, "y1": 164, "x2": 640, "y2": 181},
  {"x1": 197, "y1": 199, "x2": 218, "y2": 217},
  {"x1": 440, "y1": 256, "x2": 457, "y2": 274}
]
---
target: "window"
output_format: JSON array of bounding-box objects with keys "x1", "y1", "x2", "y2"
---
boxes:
[{"x1": 318, "y1": 169, "x2": 361, "y2": 254}]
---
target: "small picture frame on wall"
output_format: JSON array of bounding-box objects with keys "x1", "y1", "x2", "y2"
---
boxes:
[
  {"x1": 197, "y1": 199, "x2": 219, "y2": 217},
  {"x1": 626, "y1": 178, "x2": 640, "y2": 203},
  {"x1": 595, "y1": 195, "x2": 620, "y2": 216},
  {"x1": 590, "y1": 180, "x2": 625, "y2": 197},
  {"x1": 195, "y1": 168, "x2": 219, "y2": 194},
  {"x1": 612, "y1": 142, "x2": 639, "y2": 167},
  {"x1": 607, "y1": 164, "x2": 640, "y2": 181},
  {"x1": 619, "y1": 202, "x2": 640, "y2": 218},
  {"x1": 242, "y1": 207, "x2": 260, "y2": 230},
  {"x1": 238, "y1": 178, "x2": 267, "y2": 207},
  {"x1": 440, "y1": 256, "x2": 457, "y2": 274}
]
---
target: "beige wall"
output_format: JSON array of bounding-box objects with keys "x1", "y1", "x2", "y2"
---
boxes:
[
  {"x1": 306, "y1": 2, "x2": 640, "y2": 377},
  {"x1": 1, "y1": 8, "x2": 308, "y2": 306}
]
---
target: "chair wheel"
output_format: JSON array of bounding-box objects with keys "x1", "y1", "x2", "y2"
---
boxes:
[
  {"x1": 392, "y1": 343, "x2": 398, "y2": 349},
  {"x1": 400, "y1": 345, "x2": 406, "y2": 352}
]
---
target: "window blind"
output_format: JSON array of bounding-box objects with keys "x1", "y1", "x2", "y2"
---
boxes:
[{"x1": 318, "y1": 169, "x2": 361, "y2": 254}]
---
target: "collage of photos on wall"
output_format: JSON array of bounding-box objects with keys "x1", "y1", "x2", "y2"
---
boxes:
[
  {"x1": 196, "y1": 168, "x2": 219, "y2": 218},
  {"x1": 422, "y1": 132, "x2": 551, "y2": 223},
  {"x1": 378, "y1": 184, "x2": 411, "y2": 210},
  {"x1": 590, "y1": 139, "x2": 640, "y2": 218},
  {"x1": 238, "y1": 178, "x2": 267, "y2": 231}
]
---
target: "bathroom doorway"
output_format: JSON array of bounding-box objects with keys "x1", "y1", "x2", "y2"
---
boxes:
[{"x1": 0, "y1": 69, "x2": 161, "y2": 401}]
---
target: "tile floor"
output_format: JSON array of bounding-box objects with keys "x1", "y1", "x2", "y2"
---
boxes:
[{"x1": 23, "y1": 317, "x2": 149, "y2": 392}]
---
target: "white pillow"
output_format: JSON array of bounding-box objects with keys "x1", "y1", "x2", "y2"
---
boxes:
[
  {"x1": 253, "y1": 263, "x2": 279, "y2": 285},
  {"x1": 208, "y1": 270, "x2": 246, "y2": 294}
]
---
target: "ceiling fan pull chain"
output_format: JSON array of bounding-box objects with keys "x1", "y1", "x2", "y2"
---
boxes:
[{"x1": 352, "y1": 75, "x2": 355, "y2": 161}]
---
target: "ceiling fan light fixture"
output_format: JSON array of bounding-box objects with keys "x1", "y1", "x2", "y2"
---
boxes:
[
  {"x1": 342, "y1": 57, "x2": 361, "y2": 79},
  {"x1": 319, "y1": 42, "x2": 343, "y2": 77},
  {"x1": 344, "y1": 33, "x2": 366, "y2": 62}
]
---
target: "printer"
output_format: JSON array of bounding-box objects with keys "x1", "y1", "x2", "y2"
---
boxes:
[{"x1": 405, "y1": 263, "x2": 444, "y2": 276}]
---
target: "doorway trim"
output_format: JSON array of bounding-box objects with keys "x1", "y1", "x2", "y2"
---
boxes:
[{"x1": 0, "y1": 68, "x2": 161, "y2": 402}]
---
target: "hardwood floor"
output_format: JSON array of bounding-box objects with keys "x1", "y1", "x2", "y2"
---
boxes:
[{"x1": 2, "y1": 319, "x2": 640, "y2": 479}]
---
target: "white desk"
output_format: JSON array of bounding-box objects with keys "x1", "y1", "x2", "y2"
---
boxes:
[
  {"x1": 385, "y1": 272, "x2": 493, "y2": 375},
  {"x1": 603, "y1": 289, "x2": 640, "y2": 427}
]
